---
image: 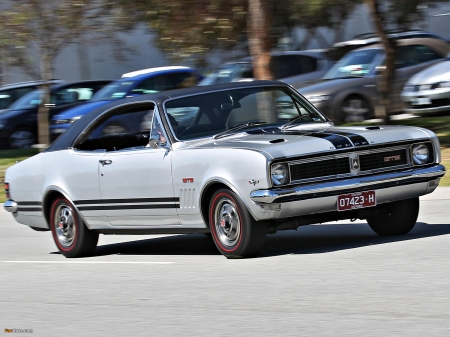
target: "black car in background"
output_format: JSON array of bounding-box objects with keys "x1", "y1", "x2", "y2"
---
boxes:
[
  {"x1": 0, "y1": 80, "x2": 62, "y2": 110},
  {"x1": 0, "y1": 80, "x2": 111, "y2": 148}
]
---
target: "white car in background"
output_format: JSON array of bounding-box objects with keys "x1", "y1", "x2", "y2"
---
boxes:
[{"x1": 401, "y1": 56, "x2": 450, "y2": 115}]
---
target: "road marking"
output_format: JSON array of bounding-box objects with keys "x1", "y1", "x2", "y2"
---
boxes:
[{"x1": 3, "y1": 261, "x2": 174, "y2": 264}]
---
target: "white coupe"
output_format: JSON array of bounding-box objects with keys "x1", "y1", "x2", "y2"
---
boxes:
[{"x1": 4, "y1": 81, "x2": 446, "y2": 258}]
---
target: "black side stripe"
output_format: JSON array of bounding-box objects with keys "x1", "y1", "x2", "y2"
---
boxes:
[
  {"x1": 74, "y1": 197, "x2": 179, "y2": 205},
  {"x1": 18, "y1": 207, "x2": 42, "y2": 212},
  {"x1": 17, "y1": 201, "x2": 42, "y2": 206},
  {"x1": 78, "y1": 204, "x2": 179, "y2": 211}
]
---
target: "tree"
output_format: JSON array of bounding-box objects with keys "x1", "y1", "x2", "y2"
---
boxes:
[{"x1": 0, "y1": 0, "x2": 130, "y2": 146}]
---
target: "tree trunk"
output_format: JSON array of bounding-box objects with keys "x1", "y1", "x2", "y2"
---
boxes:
[
  {"x1": 247, "y1": 0, "x2": 273, "y2": 80},
  {"x1": 37, "y1": 52, "x2": 53, "y2": 147},
  {"x1": 365, "y1": 0, "x2": 396, "y2": 124}
]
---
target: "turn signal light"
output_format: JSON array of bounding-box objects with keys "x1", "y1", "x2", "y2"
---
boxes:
[{"x1": 5, "y1": 182, "x2": 10, "y2": 199}]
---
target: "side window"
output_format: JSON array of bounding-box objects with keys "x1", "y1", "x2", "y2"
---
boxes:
[
  {"x1": 0, "y1": 93, "x2": 13, "y2": 109},
  {"x1": 270, "y1": 55, "x2": 304, "y2": 79},
  {"x1": 167, "y1": 72, "x2": 200, "y2": 89},
  {"x1": 132, "y1": 75, "x2": 166, "y2": 94},
  {"x1": 296, "y1": 55, "x2": 318, "y2": 74},
  {"x1": 75, "y1": 107, "x2": 154, "y2": 151},
  {"x1": 397, "y1": 45, "x2": 443, "y2": 68},
  {"x1": 51, "y1": 88, "x2": 93, "y2": 105}
]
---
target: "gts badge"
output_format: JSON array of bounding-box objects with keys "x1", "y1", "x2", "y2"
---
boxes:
[
  {"x1": 248, "y1": 179, "x2": 259, "y2": 186},
  {"x1": 182, "y1": 178, "x2": 194, "y2": 183}
]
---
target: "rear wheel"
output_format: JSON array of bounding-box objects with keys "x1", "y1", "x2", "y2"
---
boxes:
[
  {"x1": 50, "y1": 197, "x2": 98, "y2": 258},
  {"x1": 367, "y1": 197, "x2": 419, "y2": 236},
  {"x1": 209, "y1": 189, "x2": 266, "y2": 258}
]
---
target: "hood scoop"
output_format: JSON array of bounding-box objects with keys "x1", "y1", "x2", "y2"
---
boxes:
[
  {"x1": 269, "y1": 138, "x2": 286, "y2": 144},
  {"x1": 366, "y1": 126, "x2": 381, "y2": 130}
]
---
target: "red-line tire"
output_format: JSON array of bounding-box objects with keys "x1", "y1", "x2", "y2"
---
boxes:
[
  {"x1": 367, "y1": 197, "x2": 419, "y2": 236},
  {"x1": 209, "y1": 189, "x2": 266, "y2": 258},
  {"x1": 50, "y1": 197, "x2": 99, "y2": 258}
]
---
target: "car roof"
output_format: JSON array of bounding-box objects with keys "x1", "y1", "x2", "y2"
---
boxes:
[
  {"x1": 45, "y1": 80, "x2": 287, "y2": 152},
  {"x1": 353, "y1": 37, "x2": 450, "y2": 56},
  {"x1": 49, "y1": 79, "x2": 112, "y2": 91},
  {"x1": 121, "y1": 66, "x2": 194, "y2": 78},
  {"x1": 0, "y1": 79, "x2": 62, "y2": 91}
]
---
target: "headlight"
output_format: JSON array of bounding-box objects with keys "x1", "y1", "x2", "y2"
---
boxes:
[
  {"x1": 411, "y1": 143, "x2": 429, "y2": 165},
  {"x1": 419, "y1": 84, "x2": 432, "y2": 91},
  {"x1": 53, "y1": 115, "x2": 82, "y2": 124},
  {"x1": 434, "y1": 81, "x2": 450, "y2": 89},
  {"x1": 306, "y1": 95, "x2": 331, "y2": 103},
  {"x1": 271, "y1": 163, "x2": 289, "y2": 186}
]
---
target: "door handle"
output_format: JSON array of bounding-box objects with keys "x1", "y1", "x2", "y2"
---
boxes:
[{"x1": 99, "y1": 159, "x2": 113, "y2": 165}]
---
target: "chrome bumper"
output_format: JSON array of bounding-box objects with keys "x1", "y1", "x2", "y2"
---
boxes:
[
  {"x1": 4, "y1": 199, "x2": 18, "y2": 213},
  {"x1": 250, "y1": 164, "x2": 446, "y2": 204}
]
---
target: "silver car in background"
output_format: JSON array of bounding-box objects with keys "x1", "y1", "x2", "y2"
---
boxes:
[
  {"x1": 401, "y1": 56, "x2": 450, "y2": 116},
  {"x1": 300, "y1": 38, "x2": 450, "y2": 122}
]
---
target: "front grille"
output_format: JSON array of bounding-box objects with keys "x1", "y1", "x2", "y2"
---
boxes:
[
  {"x1": 359, "y1": 149, "x2": 408, "y2": 171},
  {"x1": 290, "y1": 157, "x2": 350, "y2": 181}
]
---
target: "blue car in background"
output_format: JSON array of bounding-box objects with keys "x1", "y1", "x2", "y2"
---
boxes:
[{"x1": 50, "y1": 66, "x2": 202, "y2": 140}]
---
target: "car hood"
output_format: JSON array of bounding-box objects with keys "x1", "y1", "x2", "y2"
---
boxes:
[
  {"x1": 299, "y1": 77, "x2": 372, "y2": 97},
  {"x1": 181, "y1": 125, "x2": 432, "y2": 159},
  {"x1": 406, "y1": 59, "x2": 450, "y2": 85},
  {"x1": 52, "y1": 100, "x2": 111, "y2": 120}
]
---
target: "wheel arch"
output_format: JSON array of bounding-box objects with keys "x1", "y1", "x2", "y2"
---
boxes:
[
  {"x1": 200, "y1": 180, "x2": 257, "y2": 228},
  {"x1": 42, "y1": 188, "x2": 86, "y2": 228}
]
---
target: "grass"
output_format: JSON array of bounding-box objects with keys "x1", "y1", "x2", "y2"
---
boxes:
[{"x1": 0, "y1": 116, "x2": 449, "y2": 203}]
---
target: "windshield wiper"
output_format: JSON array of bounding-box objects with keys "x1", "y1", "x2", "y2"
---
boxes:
[
  {"x1": 213, "y1": 122, "x2": 267, "y2": 140},
  {"x1": 281, "y1": 114, "x2": 323, "y2": 130}
]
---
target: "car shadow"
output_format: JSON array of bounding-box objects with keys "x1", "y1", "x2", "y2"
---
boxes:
[{"x1": 85, "y1": 222, "x2": 450, "y2": 258}]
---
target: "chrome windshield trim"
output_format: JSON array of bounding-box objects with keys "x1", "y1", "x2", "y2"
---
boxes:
[{"x1": 250, "y1": 164, "x2": 446, "y2": 204}]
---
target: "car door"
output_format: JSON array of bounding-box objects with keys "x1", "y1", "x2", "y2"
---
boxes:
[{"x1": 91, "y1": 106, "x2": 179, "y2": 227}]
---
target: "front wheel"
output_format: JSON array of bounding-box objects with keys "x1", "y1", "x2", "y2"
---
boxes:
[
  {"x1": 367, "y1": 197, "x2": 419, "y2": 236},
  {"x1": 209, "y1": 189, "x2": 266, "y2": 258},
  {"x1": 340, "y1": 96, "x2": 372, "y2": 123},
  {"x1": 50, "y1": 197, "x2": 99, "y2": 258}
]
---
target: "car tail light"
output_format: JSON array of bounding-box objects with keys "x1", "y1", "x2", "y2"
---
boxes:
[{"x1": 5, "y1": 182, "x2": 10, "y2": 199}]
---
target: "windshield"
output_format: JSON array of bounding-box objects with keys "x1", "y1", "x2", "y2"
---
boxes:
[
  {"x1": 164, "y1": 86, "x2": 328, "y2": 141},
  {"x1": 323, "y1": 48, "x2": 381, "y2": 79},
  {"x1": 198, "y1": 63, "x2": 253, "y2": 86},
  {"x1": 91, "y1": 80, "x2": 137, "y2": 101},
  {"x1": 9, "y1": 90, "x2": 43, "y2": 110}
]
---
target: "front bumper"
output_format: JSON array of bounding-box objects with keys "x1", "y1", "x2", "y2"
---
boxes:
[
  {"x1": 401, "y1": 89, "x2": 450, "y2": 115},
  {"x1": 250, "y1": 164, "x2": 445, "y2": 204}
]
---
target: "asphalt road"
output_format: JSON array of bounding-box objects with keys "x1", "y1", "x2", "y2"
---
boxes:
[{"x1": 1, "y1": 188, "x2": 450, "y2": 337}]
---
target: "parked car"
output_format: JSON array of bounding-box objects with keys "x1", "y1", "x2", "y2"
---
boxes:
[
  {"x1": 0, "y1": 80, "x2": 111, "y2": 148},
  {"x1": 49, "y1": 66, "x2": 202, "y2": 140},
  {"x1": 328, "y1": 30, "x2": 450, "y2": 61},
  {"x1": 4, "y1": 80, "x2": 445, "y2": 259},
  {"x1": 401, "y1": 55, "x2": 450, "y2": 116},
  {"x1": 0, "y1": 80, "x2": 61, "y2": 110},
  {"x1": 300, "y1": 38, "x2": 450, "y2": 122},
  {"x1": 198, "y1": 50, "x2": 334, "y2": 89}
]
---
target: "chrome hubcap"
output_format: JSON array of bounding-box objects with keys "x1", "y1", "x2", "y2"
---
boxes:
[
  {"x1": 214, "y1": 198, "x2": 240, "y2": 247},
  {"x1": 54, "y1": 203, "x2": 76, "y2": 248},
  {"x1": 342, "y1": 99, "x2": 369, "y2": 122}
]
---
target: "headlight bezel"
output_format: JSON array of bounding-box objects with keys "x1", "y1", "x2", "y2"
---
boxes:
[
  {"x1": 270, "y1": 163, "x2": 290, "y2": 186},
  {"x1": 410, "y1": 142, "x2": 433, "y2": 166}
]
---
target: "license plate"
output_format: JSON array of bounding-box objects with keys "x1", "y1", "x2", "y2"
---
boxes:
[
  {"x1": 337, "y1": 190, "x2": 376, "y2": 211},
  {"x1": 411, "y1": 97, "x2": 431, "y2": 106}
]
